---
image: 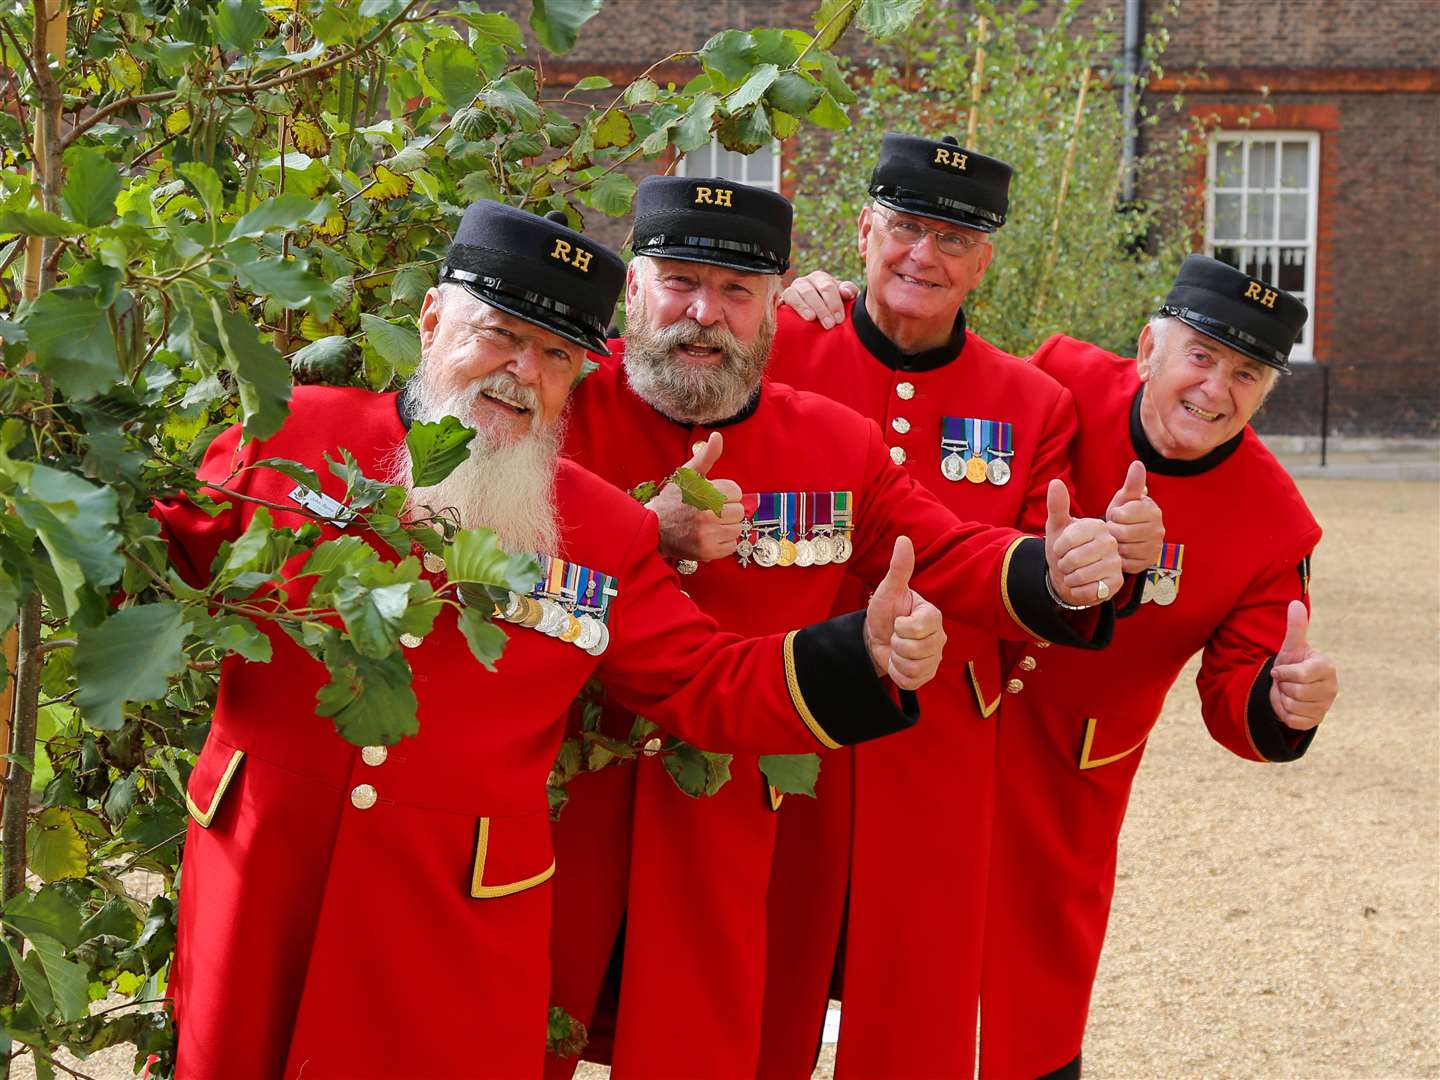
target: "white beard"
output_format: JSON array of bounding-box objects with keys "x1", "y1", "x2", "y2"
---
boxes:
[{"x1": 385, "y1": 369, "x2": 563, "y2": 555}]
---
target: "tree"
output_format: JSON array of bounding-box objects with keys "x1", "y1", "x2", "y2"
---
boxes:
[
  {"x1": 0, "y1": 0, "x2": 919, "y2": 1072},
  {"x1": 789, "y1": 0, "x2": 1203, "y2": 357}
]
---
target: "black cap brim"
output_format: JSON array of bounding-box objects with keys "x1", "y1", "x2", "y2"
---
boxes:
[
  {"x1": 632, "y1": 241, "x2": 786, "y2": 276},
  {"x1": 1165, "y1": 309, "x2": 1289, "y2": 373},
  {"x1": 448, "y1": 277, "x2": 611, "y2": 356},
  {"x1": 871, "y1": 190, "x2": 1002, "y2": 234}
]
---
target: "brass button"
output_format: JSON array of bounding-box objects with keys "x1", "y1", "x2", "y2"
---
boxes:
[
  {"x1": 889, "y1": 445, "x2": 907, "y2": 465},
  {"x1": 891, "y1": 417, "x2": 911, "y2": 435},
  {"x1": 642, "y1": 737, "x2": 663, "y2": 757},
  {"x1": 896, "y1": 382, "x2": 915, "y2": 400},
  {"x1": 1006, "y1": 678, "x2": 1024, "y2": 694},
  {"x1": 422, "y1": 551, "x2": 446, "y2": 574},
  {"x1": 691, "y1": 440, "x2": 707, "y2": 456},
  {"x1": 1019, "y1": 656, "x2": 1037, "y2": 672},
  {"x1": 350, "y1": 784, "x2": 378, "y2": 809},
  {"x1": 361, "y1": 746, "x2": 388, "y2": 767},
  {"x1": 399, "y1": 633, "x2": 422, "y2": 649}
]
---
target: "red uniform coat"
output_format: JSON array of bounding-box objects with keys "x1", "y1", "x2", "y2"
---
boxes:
[
  {"x1": 156, "y1": 387, "x2": 923, "y2": 1080},
  {"x1": 758, "y1": 297, "x2": 1085, "y2": 1079},
  {"x1": 547, "y1": 342, "x2": 1100, "y2": 1079},
  {"x1": 978, "y1": 336, "x2": 1321, "y2": 1079}
]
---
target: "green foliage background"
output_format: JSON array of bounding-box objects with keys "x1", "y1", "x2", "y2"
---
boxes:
[{"x1": 789, "y1": 0, "x2": 1203, "y2": 358}]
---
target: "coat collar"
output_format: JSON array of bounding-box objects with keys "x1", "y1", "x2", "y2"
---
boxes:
[{"x1": 850, "y1": 289, "x2": 968, "y2": 372}]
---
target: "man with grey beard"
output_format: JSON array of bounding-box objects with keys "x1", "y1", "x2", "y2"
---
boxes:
[
  {"x1": 545, "y1": 177, "x2": 1134, "y2": 1080},
  {"x1": 158, "y1": 199, "x2": 961, "y2": 1080}
]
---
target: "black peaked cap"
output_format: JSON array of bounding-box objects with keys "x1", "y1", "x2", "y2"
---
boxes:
[
  {"x1": 868, "y1": 133, "x2": 1012, "y2": 232},
  {"x1": 1162, "y1": 255, "x2": 1309, "y2": 372},
  {"x1": 631, "y1": 175, "x2": 792, "y2": 274},
  {"x1": 439, "y1": 200, "x2": 624, "y2": 355}
]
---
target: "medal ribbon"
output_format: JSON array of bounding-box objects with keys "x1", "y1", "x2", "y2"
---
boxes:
[
  {"x1": 998, "y1": 421, "x2": 1012, "y2": 456},
  {"x1": 971, "y1": 418, "x2": 984, "y2": 462},
  {"x1": 796, "y1": 492, "x2": 808, "y2": 541},
  {"x1": 1159, "y1": 542, "x2": 1184, "y2": 572},
  {"x1": 941, "y1": 416, "x2": 969, "y2": 445},
  {"x1": 812, "y1": 492, "x2": 832, "y2": 534}
]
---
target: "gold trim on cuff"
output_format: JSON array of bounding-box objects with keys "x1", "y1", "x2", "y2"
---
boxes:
[
  {"x1": 783, "y1": 630, "x2": 842, "y2": 750},
  {"x1": 185, "y1": 749, "x2": 245, "y2": 829},
  {"x1": 768, "y1": 785, "x2": 785, "y2": 812},
  {"x1": 1000, "y1": 536, "x2": 1046, "y2": 642},
  {"x1": 1077, "y1": 718, "x2": 1148, "y2": 771},
  {"x1": 968, "y1": 660, "x2": 1001, "y2": 719},
  {"x1": 470, "y1": 817, "x2": 557, "y2": 899}
]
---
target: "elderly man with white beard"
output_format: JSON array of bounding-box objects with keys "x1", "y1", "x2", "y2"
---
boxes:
[
  {"x1": 544, "y1": 176, "x2": 1143, "y2": 1080},
  {"x1": 155, "y1": 200, "x2": 963, "y2": 1080}
]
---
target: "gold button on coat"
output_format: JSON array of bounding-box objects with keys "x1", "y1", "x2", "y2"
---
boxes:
[
  {"x1": 1006, "y1": 678, "x2": 1024, "y2": 694},
  {"x1": 350, "y1": 784, "x2": 378, "y2": 809},
  {"x1": 896, "y1": 382, "x2": 915, "y2": 400},
  {"x1": 889, "y1": 445, "x2": 907, "y2": 465},
  {"x1": 1019, "y1": 656, "x2": 1037, "y2": 672},
  {"x1": 361, "y1": 746, "x2": 388, "y2": 767},
  {"x1": 891, "y1": 417, "x2": 911, "y2": 434}
]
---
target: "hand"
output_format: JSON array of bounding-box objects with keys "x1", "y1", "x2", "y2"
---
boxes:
[
  {"x1": 646, "y1": 432, "x2": 745, "y2": 563},
  {"x1": 1268, "y1": 600, "x2": 1338, "y2": 730},
  {"x1": 781, "y1": 271, "x2": 859, "y2": 329},
  {"x1": 863, "y1": 536, "x2": 948, "y2": 689},
  {"x1": 1044, "y1": 479, "x2": 1123, "y2": 607},
  {"x1": 1105, "y1": 460, "x2": 1164, "y2": 575}
]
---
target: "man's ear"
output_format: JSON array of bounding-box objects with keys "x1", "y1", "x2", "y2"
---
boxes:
[
  {"x1": 856, "y1": 205, "x2": 873, "y2": 262},
  {"x1": 626, "y1": 261, "x2": 642, "y2": 304},
  {"x1": 418, "y1": 288, "x2": 441, "y2": 352},
  {"x1": 1136, "y1": 322, "x2": 1155, "y2": 383}
]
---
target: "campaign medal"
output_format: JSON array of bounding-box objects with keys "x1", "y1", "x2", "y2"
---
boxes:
[
  {"x1": 811, "y1": 495, "x2": 834, "y2": 565},
  {"x1": 832, "y1": 491, "x2": 854, "y2": 563},
  {"x1": 986, "y1": 420, "x2": 1014, "y2": 486},
  {"x1": 775, "y1": 493, "x2": 798, "y2": 566},
  {"x1": 940, "y1": 417, "x2": 968, "y2": 483},
  {"x1": 793, "y1": 493, "x2": 817, "y2": 567},
  {"x1": 1145, "y1": 542, "x2": 1184, "y2": 606},
  {"x1": 752, "y1": 493, "x2": 782, "y2": 567},
  {"x1": 964, "y1": 418, "x2": 988, "y2": 483},
  {"x1": 736, "y1": 493, "x2": 760, "y2": 567},
  {"x1": 517, "y1": 558, "x2": 620, "y2": 655}
]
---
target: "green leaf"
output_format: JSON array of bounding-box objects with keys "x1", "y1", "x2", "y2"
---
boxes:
[
  {"x1": 547, "y1": 1004, "x2": 589, "y2": 1058},
  {"x1": 674, "y1": 94, "x2": 719, "y2": 154},
  {"x1": 857, "y1": 0, "x2": 927, "y2": 39},
  {"x1": 423, "y1": 40, "x2": 485, "y2": 111},
  {"x1": 19, "y1": 288, "x2": 122, "y2": 400},
  {"x1": 759, "y1": 753, "x2": 821, "y2": 797},
  {"x1": 210, "y1": 616, "x2": 274, "y2": 662},
  {"x1": 29, "y1": 933, "x2": 92, "y2": 1021},
  {"x1": 315, "y1": 632, "x2": 419, "y2": 746},
  {"x1": 0, "y1": 208, "x2": 85, "y2": 237},
  {"x1": 235, "y1": 258, "x2": 334, "y2": 315},
  {"x1": 670, "y1": 466, "x2": 725, "y2": 515},
  {"x1": 333, "y1": 578, "x2": 425, "y2": 659},
  {"x1": 407, "y1": 416, "x2": 477, "y2": 487},
  {"x1": 359, "y1": 313, "x2": 421, "y2": 376},
  {"x1": 586, "y1": 172, "x2": 636, "y2": 217},
  {"x1": 699, "y1": 29, "x2": 757, "y2": 87},
  {"x1": 5, "y1": 460, "x2": 124, "y2": 615},
  {"x1": 73, "y1": 604, "x2": 188, "y2": 732},
  {"x1": 815, "y1": 50, "x2": 858, "y2": 105},
  {"x1": 445, "y1": 529, "x2": 539, "y2": 592},
  {"x1": 213, "y1": 0, "x2": 268, "y2": 52},
  {"x1": 570, "y1": 75, "x2": 612, "y2": 92},
  {"x1": 807, "y1": 91, "x2": 850, "y2": 132},
  {"x1": 177, "y1": 161, "x2": 223, "y2": 216},
  {"x1": 290, "y1": 335, "x2": 358, "y2": 384},
  {"x1": 211, "y1": 299, "x2": 293, "y2": 440},
  {"x1": 2, "y1": 887, "x2": 85, "y2": 950},
  {"x1": 457, "y1": 10, "x2": 524, "y2": 50},
  {"x1": 662, "y1": 741, "x2": 733, "y2": 798},
  {"x1": 457, "y1": 607, "x2": 508, "y2": 671},
  {"x1": 60, "y1": 146, "x2": 122, "y2": 227},
  {"x1": 0, "y1": 565, "x2": 19, "y2": 635},
  {"x1": 732, "y1": 104, "x2": 773, "y2": 153},
  {"x1": 726, "y1": 64, "x2": 779, "y2": 111},
  {"x1": 102, "y1": 773, "x2": 140, "y2": 825},
  {"x1": 484, "y1": 71, "x2": 542, "y2": 130},
  {"x1": 623, "y1": 78, "x2": 660, "y2": 106},
  {"x1": 255, "y1": 456, "x2": 321, "y2": 493},
  {"x1": 812, "y1": 0, "x2": 858, "y2": 50},
  {"x1": 530, "y1": 0, "x2": 603, "y2": 55},
  {"x1": 227, "y1": 193, "x2": 330, "y2": 241},
  {"x1": 767, "y1": 71, "x2": 824, "y2": 116},
  {"x1": 592, "y1": 110, "x2": 633, "y2": 150},
  {"x1": 26, "y1": 808, "x2": 89, "y2": 882}
]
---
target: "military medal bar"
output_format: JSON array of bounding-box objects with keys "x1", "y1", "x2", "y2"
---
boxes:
[{"x1": 734, "y1": 491, "x2": 853, "y2": 568}]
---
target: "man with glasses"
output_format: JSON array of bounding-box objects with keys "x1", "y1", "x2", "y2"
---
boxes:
[{"x1": 759, "y1": 133, "x2": 1160, "y2": 1079}]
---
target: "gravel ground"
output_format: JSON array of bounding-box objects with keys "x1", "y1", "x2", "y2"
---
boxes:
[{"x1": 18, "y1": 477, "x2": 1439, "y2": 1079}]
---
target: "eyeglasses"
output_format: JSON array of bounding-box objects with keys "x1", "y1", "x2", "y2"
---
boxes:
[{"x1": 870, "y1": 205, "x2": 988, "y2": 257}]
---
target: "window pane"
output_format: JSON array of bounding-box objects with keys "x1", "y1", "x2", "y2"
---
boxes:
[
  {"x1": 1212, "y1": 245, "x2": 1241, "y2": 269},
  {"x1": 1280, "y1": 142, "x2": 1310, "y2": 188},
  {"x1": 1248, "y1": 141, "x2": 1276, "y2": 188},
  {"x1": 746, "y1": 143, "x2": 775, "y2": 184},
  {"x1": 1246, "y1": 193, "x2": 1275, "y2": 239},
  {"x1": 1214, "y1": 193, "x2": 1242, "y2": 239},
  {"x1": 1244, "y1": 246, "x2": 1277, "y2": 282},
  {"x1": 1277, "y1": 247, "x2": 1307, "y2": 292},
  {"x1": 1215, "y1": 141, "x2": 1243, "y2": 187},
  {"x1": 1279, "y1": 194, "x2": 1309, "y2": 240}
]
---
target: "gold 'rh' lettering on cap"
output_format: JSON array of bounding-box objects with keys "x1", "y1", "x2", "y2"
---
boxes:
[
  {"x1": 1243, "y1": 281, "x2": 1278, "y2": 309},
  {"x1": 549, "y1": 238, "x2": 593, "y2": 272},
  {"x1": 694, "y1": 186, "x2": 734, "y2": 208},
  {"x1": 933, "y1": 147, "x2": 969, "y2": 171}
]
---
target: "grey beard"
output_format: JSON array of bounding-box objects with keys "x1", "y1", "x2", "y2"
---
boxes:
[
  {"x1": 623, "y1": 297, "x2": 774, "y2": 425},
  {"x1": 385, "y1": 367, "x2": 563, "y2": 555}
]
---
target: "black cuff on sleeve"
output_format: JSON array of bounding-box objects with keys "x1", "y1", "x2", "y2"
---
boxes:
[
  {"x1": 1246, "y1": 656, "x2": 1318, "y2": 762},
  {"x1": 1004, "y1": 537, "x2": 1115, "y2": 650},
  {"x1": 786, "y1": 610, "x2": 920, "y2": 747}
]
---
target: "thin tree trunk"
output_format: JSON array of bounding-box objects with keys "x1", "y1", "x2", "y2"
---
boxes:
[
  {"x1": 1030, "y1": 64, "x2": 1091, "y2": 323},
  {"x1": 966, "y1": 16, "x2": 988, "y2": 147}
]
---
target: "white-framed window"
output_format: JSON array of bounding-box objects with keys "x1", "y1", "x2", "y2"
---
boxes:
[
  {"x1": 1206, "y1": 131, "x2": 1320, "y2": 360},
  {"x1": 675, "y1": 136, "x2": 781, "y2": 192}
]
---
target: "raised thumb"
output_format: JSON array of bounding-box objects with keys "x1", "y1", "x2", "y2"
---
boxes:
[
  {"x1": 1046, "y1": 479, "x2": 1072, "y2": 534},
  {"x1": 876, "y1": 535, "x2": 916, "y2": 610},
  {"x1": 683, "y1": 431, "x2": 723, "y2": 478},
  {"x1": 1121, "y1": 460, "x2": 1147, "y2": 501},
  {"x1": 1277, "y1": 599, "x2": 1309, "y2": 660}
]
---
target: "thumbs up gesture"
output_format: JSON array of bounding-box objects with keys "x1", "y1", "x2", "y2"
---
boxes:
[
  {"x1": 647, "y1": 432, "x2": 746, "y2": 562},
  {"x1": 1268, "y1": 600, "x2": 1339, "y2": 730},
  {"x1": 1105, "y1": 460, "x2": 1165, "y2": 575},
  {"x1": 1044, "y1": 480, "x2": 1123, "y2": 608},
  {"x1": 864, "y1": 536, "x2": 948, "y2": 689}
]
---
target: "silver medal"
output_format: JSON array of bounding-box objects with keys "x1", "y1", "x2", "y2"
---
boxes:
[
  {"x1": 1151, "y1": 573, "x2": 1179, "y2": 606},
  {"x1": 986, "y1": 457, "x2": 1011, "y2": 486},
  {"x1": 832, "y1": 533, "x2": 853, "y2": 563},
  {"x1": 794, "y1": 539, "x2": 816, "y2": 567},
  {"x1": 812, "y1": 535, "x2": 834, "y2": 565},
  {"x1": 585, "y1": 621, "x2": 610, "y2": 657},
  {"x1": 753, "y1": 537, "x2": 781, "y2": 567},
  {"x1": 942, "y1": 453, "x2": 965, "y2": 482}
]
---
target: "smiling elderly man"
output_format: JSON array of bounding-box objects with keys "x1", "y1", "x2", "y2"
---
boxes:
[
  {"x1": 979, "y1": 255, "x2": 1341, "y2": 1079},
  {"x1": 154, "y1": 200, "x2": 957, "y2": 1080}
]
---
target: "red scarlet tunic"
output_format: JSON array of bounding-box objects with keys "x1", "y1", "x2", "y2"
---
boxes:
[
  {"x1": 156, "y1": 386, "x2": 921, "y2": 1080},
  {"x1": 978, "y1": 336, "x2": 1321, "y2": 1079},
  {"x1": 548, "y1": 344, "x2": 1097, "y2": 1079},
  {"x1": 757, "y1": 297, "x2": 1084, "y2": 1079}
]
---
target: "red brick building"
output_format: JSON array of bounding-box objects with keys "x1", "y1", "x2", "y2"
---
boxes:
[{"x1": 494, "y1": 0, "x2": 1438, "y2": 439}]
